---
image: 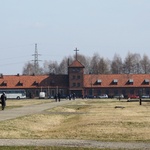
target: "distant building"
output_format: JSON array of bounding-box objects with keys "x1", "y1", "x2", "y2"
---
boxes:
[{"x1": 0, "y1": 59, "x2": 150, "y2": 98}]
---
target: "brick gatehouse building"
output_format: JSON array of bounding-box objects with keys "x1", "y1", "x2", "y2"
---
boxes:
[{"x1": 0, "y1": 58, "x2": 150, "y2": 98}]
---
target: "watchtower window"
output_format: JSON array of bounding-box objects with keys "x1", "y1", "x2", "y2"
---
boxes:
[
  {"x1": 72, "y1": 83, "x2": 76, "y2": 87},
  {"x1": 72, "y1": 75, "x2": 75, "y2": 79},
  {"x1": 77, "y1": 83, "x2": 80, "y2": 87},
  {"x1": 77, "y1": 75, "x2": 80, "y2": 79}
]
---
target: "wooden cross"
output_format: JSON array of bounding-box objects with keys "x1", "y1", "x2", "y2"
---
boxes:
[{"x1": 74, "y1": 48, "x2": 79, "y2": 60}]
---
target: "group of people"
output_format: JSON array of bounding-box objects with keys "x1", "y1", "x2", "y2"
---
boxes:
[
  {"x1": 54, "y1": 92, "x2": 76, "y2": 102},
  {"x1": 0, "y1": 92, "x2": 7, "y2": 110},
  {"x1": 55, "y1": 92, "x2": 61, "y2": 102},
  {"x1": 0, "y1": 92, "x2": 77, "y2": 110},
  {"x1": 69, "y1": 93, "x2": 76, "y2": 100}
]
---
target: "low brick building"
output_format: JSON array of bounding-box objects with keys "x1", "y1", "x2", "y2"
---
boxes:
[{"x1": 0, "y1": 59, "x2": 150, "y2": 98}]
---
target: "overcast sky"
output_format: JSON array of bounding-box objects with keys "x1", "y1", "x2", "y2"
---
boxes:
[{"x1": 0, "y1": 0, "x2": 150, "y2": 75}]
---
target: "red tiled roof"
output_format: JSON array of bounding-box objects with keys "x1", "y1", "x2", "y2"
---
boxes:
[
  {"x1": 69, "y1": 60, "x2": 85, "y2": 68},
  {"x1": 1, "y1": 73, "x2": 150, "y2": 89},
  {"x1": 0, "y1": 74, "x2": 68, "y2": 89},
  {"x1": 84, "y1": 74, "x2": 150, "y2": 88}
]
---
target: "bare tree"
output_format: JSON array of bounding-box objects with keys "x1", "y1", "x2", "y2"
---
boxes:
[
  {"x1": 98, "y1": 57, "x2": 110, "y2": 74},
  {"x1": 132, "y1": 53, "x2": 142, "y2": 74},
  {"x1": 43, "y1": 60, "x2": 59, "y2": 74},
  {"x1": 140, "y1": 54, "x2": 150, "y2": 74},
  {"x1": 90, "y1": 53, "x2": 100, "y2": 74},
  {"x1": 83, "y1": 56, "x2": 91, "y2": 74},
  {"x1": 111, "y1": 54, "x2": 123, "y2": 74},
  {"x1": 23, "y1": 51, "x2": 150, "y2": 75},
  {"x1": 58, "y1": 57, "x2": 69, "y2": 74},
  {"x1": 123, "y1": 52, "x2": 142, "y2": 74},
  {"x1": 123, "y1": 52, "x2": 133, "y2": 74},
  {"x1": 22, "y1": 62, "x2": 34, "y2": 75},
  {"x1": 43, "y1": 60, "x2": 50, "y2": 74},
  {"x1": 67, "y1": 55, "x2": 74, "y2": 66}
]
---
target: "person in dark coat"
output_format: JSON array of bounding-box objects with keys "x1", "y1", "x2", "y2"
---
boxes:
[
  {"x1": 72, "y1": 93, "x2": 76, "y2": 100},
  {"x1": 1, "y1": 92, "x2": 7, "y2": 110},
  {"x1": 55, "y1": 93, "x2": 58, "y2": 102},
  {"x1": 58, "y1": 92, "x2": 61, "y2": 102}
]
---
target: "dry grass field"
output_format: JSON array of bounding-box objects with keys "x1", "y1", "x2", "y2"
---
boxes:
[
  {"x1": 6, "y1": 99, "x2": 53, "y2": 108},
  {"x1": 0, "y1": 99, "x2": 150, "y2": 142}
]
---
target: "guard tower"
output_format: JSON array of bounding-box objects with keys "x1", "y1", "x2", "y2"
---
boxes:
[{"x1": 68, "y1": 48, "x2": 85, "y2": 97}]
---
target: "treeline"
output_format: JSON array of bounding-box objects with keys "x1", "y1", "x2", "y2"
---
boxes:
[{"x1": 22, "y1": 52, "x2": 150, "y2": 75}]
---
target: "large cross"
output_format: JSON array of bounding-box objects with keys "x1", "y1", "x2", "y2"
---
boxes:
[{"x1": 74, "y1": 47, "x2": 79, "y2": 60}]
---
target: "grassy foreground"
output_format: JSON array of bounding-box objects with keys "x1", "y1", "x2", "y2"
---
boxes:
[{"x1": 0, "y1": 99, "x2": 150, "y2": 142}]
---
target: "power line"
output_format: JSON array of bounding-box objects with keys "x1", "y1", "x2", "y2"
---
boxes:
[
  {"x1": 0, "y1": 61, "x2": 27, "y2": 67},
  {"x1": 0, "y1": 43, "x2": 34, "y2": 50},
  {"x1": 0, "y1": 55, "x2": 31, "y2": 61}
]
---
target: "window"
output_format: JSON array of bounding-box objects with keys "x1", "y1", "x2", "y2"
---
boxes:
[
  {"x1": 111, "y1": 79, "x2": 118, "y2": 85},
  {"x1": 17, "y1": 81, "x2": 23, "y2": 86},
  {"x1": 113, "y1": 79, "x2": 118, "y2": 85},
  {"x1": 73, "y1": 83, "x2": 76, "y2": 87},
  {"x1": 33, "y1": 81, "x2": 39, "y2": 86},
  {"x1": 128, "y1": 79, "x2": 133, "y2": 85},
  {"x1": 72, "y1": 75, "x2": 75, "y2": 79},
  {"x1": 129, "y1": 79, "x2": 133, "y2": 83},
  {"x1": 1, "y1": 81, "x2": 7, "y2": 86},
  {"x1": 71, "y1": 68, "x2": 80, "y2": 72},
  {"x1": 114, "y1": 90, "x2": 118, "y2": 95},
  {"x1": 130, "y1": 89, "x2": 134, "y2": 94},
  {"x1": 77, "y1": 75, "x2": 80, "y2": 79},
  {"x1": 144, "y1": 79, "x2": 149, "y2": 85},
  {"x1": 97, "y1": 80, "x2": 101, "y2": 84},
  {"x1": 72, "y1": 69, "x2": 75, "y2": 72},
  {"x1": 77, "y1": 83, "x2": 80, "y2": 87},
  {"x1": 76, "y1": 68, "x2": 80, "y2": 72}
]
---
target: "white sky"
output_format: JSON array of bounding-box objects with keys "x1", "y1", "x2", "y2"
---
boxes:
[{"x1": 0, "y1": 0, "x2": 150, "y2": 75}]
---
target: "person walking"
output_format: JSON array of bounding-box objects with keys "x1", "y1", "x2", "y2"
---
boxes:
[
  {"x1": 72, "y1": 93, "x2": 76, "y2": 100},
  {"x1": 58, "y1": 92, "x2": 61, "y2": 102},
  {"x1": 55, "y1": 93, "x2": 58, "y2": 102},
  {"x1": 1, "y1": 92, "x2": 7, "y2": 110}
]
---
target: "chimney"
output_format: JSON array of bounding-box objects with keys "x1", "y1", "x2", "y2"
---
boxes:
[{"x1": 0, "y1": 73, "x2": 3, "y2": 78}]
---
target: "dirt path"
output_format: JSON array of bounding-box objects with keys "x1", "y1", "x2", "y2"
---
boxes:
[
  {"x1": 0, "y1": 99, "x2": 70, "y2": 121},
  {"x1": 0, "y1": 99, "x2": 150, "y2": 149},
  {"x1": 0, "y1": 139, "x2": 150, "y2": 149}
]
